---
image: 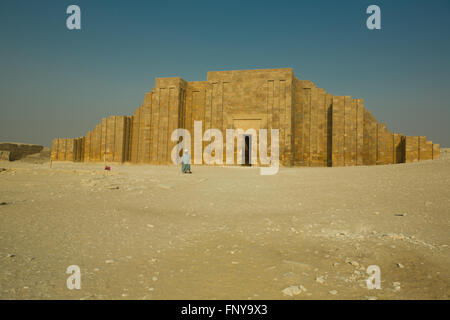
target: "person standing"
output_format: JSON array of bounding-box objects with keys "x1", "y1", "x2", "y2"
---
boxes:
[{"x1": 181, "y1": 149, "x2": 192, "y2": 174}]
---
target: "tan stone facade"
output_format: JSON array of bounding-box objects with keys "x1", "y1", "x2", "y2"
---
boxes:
[{"x1": 51, "y1": 68, "x2": 440, "y2": 166}]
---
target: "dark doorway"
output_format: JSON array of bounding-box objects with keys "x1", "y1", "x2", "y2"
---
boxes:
[{"x1": 243, "y1": 135, "x2": 251, "y2": 166}]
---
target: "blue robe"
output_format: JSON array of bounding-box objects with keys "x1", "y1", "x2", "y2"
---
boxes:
[{"x1": 181, "y1": 153, "x2": 191, "y2": 173}]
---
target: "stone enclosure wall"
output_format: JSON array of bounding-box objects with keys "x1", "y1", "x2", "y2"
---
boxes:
[
  {"x1": 51, "y1": 68, "x2": 440, "y2": 166},
  {"x1": 0, "y1": 143, "x2": 44, "y2": 161}
]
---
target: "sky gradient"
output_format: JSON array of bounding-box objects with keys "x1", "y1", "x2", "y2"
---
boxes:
[{"x1": 1, "y1": 0, "x2": 449, "y2": 147}]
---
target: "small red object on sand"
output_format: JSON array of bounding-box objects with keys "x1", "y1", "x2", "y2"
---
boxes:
[{"x1": 105, "y1": 166, "x2": 111, "y2": 171}]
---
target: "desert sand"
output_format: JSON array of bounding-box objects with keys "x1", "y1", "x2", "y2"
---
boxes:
[{"x1": 0, "y1": 150, "x2": 449, "y2": 300}]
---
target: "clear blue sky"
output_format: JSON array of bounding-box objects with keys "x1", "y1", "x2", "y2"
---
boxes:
[{"x1": 1, "y1": 0, "x2": 449, "y2": 147}]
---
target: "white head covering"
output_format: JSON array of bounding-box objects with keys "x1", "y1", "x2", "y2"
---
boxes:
[{"x1": 184, "y1": 149, "x2": 188, "y2": 153}]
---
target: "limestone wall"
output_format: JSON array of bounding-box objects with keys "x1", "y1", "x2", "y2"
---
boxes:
[
  {"x1": 0, "y1": 143, "x2": 43, "y2": 161},
  {"x1": 51, "y1": 68, "x2": 441, "y2": 167}
]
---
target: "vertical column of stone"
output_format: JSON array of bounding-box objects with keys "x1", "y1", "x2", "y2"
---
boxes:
[
  {"x1": 316, "y1": 88, "x2": 327, "y2": 167},
  {"x1": 369, "y1": 116, "x2": 378, "y2": 165},
  {"x1": 124, "y1": 116, "x2": 132, "y2": 162},
  {"x1": 267, "y1": 80, "x2": 274, "y2": 163},
  {"x1": 285, "y1": 79, "x2": 294, "y2": 166},
  {"x1": 91, "y1": 127, "x2": 97, "y2": 161},
  {"x1": 222, "y1": 83, "x2": 232, "y2": 165},
  {"x1": 393, "y1": 134, "x2": 404, "y2": 163},
  {"x1": 65, "y1": 139, "x2": 74, "y2": 161},
  {"x1": 377, "y1": 123, "x2": 387, "y2": 165},
  {"x1": 138, "y1": 106, "x2": 145, "y2": 162},
  {"x1": 363, "y1": 111, "x2": 377, "y2": 165},
  {"x1": 303, "y1": 88, "x2": 311, "y2": 166},
  {"x1": 419, "y1": 137, "x2": 432, "y2": 160},
  {"x1": 150, "y1": 91, "x2": 160, "y2": 163},
  {"x1": 432, "y1": 144, "x2": 440, "y2": 159},
  {"x1": 80, "y1": 137, "x2": 85, "y2": 162},
  {"x1": 84, "y1": 132, "x2": 91, "y2": 162},
  {"x1": 114, "y1": 116, "x2": 124, "y2": 162},
  {"x1": 75, "y1": 138, "x2": 83, "y2": 162},
  {"x1": 293, "y1": 81, "x2": 303, "y2": 165},
  {"x1": 138, "y1": 105, "x2": 148, "y2": 163},
  {"x1": 385, "y1": 129, "x2": 394, "y2": 164},
  {"x1": 51, "y1": 139, "x2": 59, "y2": 160},
  {"x1": 180, "y1": 88, "x2": 186, "y2": 129},
  {"x1": 363, "y1": 109, "x2": 370, "y2": 165},
  {"x1": 356, "y1": 99, "x2": 364, "y2": 165},
  {"x1": 210, "y1": 84, "x2": 217, "y2": 132},
  {"x1": 98, "y1": 122, "x2": 103, "y2": 162},
  {"x1": 331, "y1": 96, "x2": 344, "y2": 166},
  {"x1": 405, "y1": 136, "x2": 419, "y2": 162},
  {"x1": 204, "y1": 86, "x2": 212, "y2": 142},
  {"x1": 130, "y1": 108, "x2": 140, "y2": 163},
  {"x1": 57, "y1": 138, "x2": 66, "y2": 160},
  {"x1": 271, "y1": 80, "x2": 281, "y2": 162},
  {"x1": 273, "y1": 80, "x2": 280, "y2": 141},
  {"x1": 344, "y1": 98, "x2": 355, "y2": 166},
  {"x1": 325, "y1": 94, "x2": 333, "y2": 167},
  {"x1": 186, "y1": 86, "x2": 194, "y2": 156},
  {"x1": 192, "y1": 90, "x2": 201, "y2": 163},
  {"x1": 425, "y1": 141, "x2": 433, "y2": 160},
  {"x1": 220, "y1": 82, "x2": 225, "y2": 137},
  {"x1": 158, "y1": 88, "x2": 170, "y2": 164},
  {"x1": 75, "y1": 138, "x2": 81, "y2": 162},
  {"x1": 141, "y1": 92, "x2": 152, "y2": 163},
  {"x1": 76, "y1": 138, "x2": 80, "y2": 162},
  {"x1": 418, "y1": 136, "x2": 430, "y2": 160},
  {"x1": 309, "y1": 88, "x2": 318, "y2": 166},
  {"x1": 100, "y1": 118, "x2": 107, "y2": 162},
  {"x1": 106, "y1": 116, "x2": 116, "y2": 162},
  {"x1": 279, "y1": 80, "x2": 286, "y2": 163},
  {"x1": 149, "y1": 89, "x2": 160, "y2": 163},
  {"x1": 73, "y1": 138, "x2": 78, "y2": 162},
  {"x1": 92, "y1": 123, "x2": 100, "y2": 161},
  {"x1": 167, "y1": 87, "x2": 179, "y2": 164}
]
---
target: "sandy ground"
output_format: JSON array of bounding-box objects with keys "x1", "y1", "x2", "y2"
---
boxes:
[{"x1": 0, "y1": 151, "x2": 449, "y2": 300}]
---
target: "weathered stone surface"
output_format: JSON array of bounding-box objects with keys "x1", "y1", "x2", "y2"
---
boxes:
[
  {"x1": 0, "y1": 151, "x2": 12, "y2": 161},
  {"x1": 0, "y1": 143, "x2": 43, "y2": 161},
  {"x1": 51, "y1": 68, "x2": 440, "y2": 166}
]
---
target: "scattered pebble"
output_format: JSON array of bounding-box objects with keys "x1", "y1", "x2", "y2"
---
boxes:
[
  {"x1": 348, "y1": 261, "x2": 360, "y2": 267},
  {"x1": 397, "y1": 263, "x2": 405, "y2": 269},
  {"x1": 282, "y1": 285, "x2": 305, "y2": 297},
  {"x1": 105, "y1": 259, "x2": 114, "y2": 264},
  {"x1": 329, "y1": 290, "x2": 338, "y2": 295},
  {"x1": 315, "y1": 276, "x2": 325, "y2": 284}
]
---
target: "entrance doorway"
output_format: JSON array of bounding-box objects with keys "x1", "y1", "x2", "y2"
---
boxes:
[{"x1": 243, "y1": 135, "x2": 251, "y2": 166}]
